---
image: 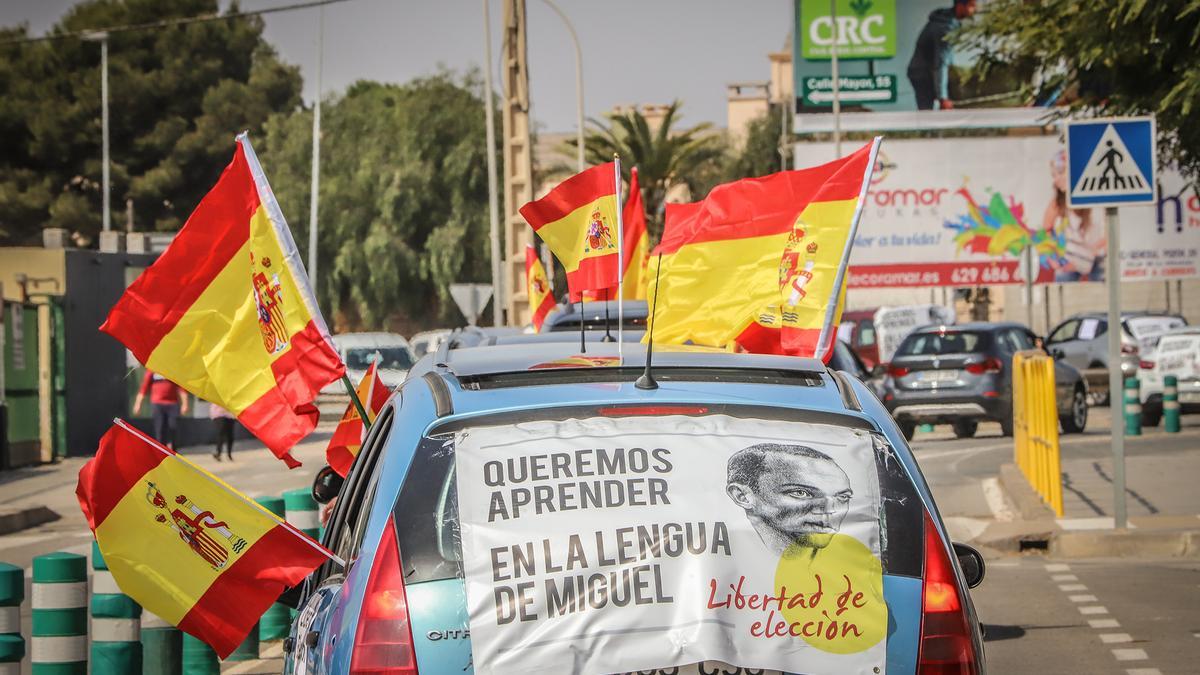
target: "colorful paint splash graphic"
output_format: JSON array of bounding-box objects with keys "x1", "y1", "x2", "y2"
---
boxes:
[{"x1": 943, "y1": 187, "x2": 1065, "y2": 269}]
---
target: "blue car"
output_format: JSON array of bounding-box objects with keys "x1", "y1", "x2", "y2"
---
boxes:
[{"x1": 285, "y1": 342, "x2": 986, "y2": 674}]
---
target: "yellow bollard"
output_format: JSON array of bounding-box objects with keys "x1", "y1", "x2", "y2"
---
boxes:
[{"x1": 1011, "y1": 351, "x2": 1063, "y2": 516}]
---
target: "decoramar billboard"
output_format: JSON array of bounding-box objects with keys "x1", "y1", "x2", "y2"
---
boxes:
[
  {"x1": 794, "y1": 0, "x2": 989, "y2": 111},
  {"x1": 795, "y1": 136, "x2": 1200, "y2": 288}
]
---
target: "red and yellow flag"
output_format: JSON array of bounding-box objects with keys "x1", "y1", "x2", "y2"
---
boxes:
[
  {"x1": 525, "y1": 246, "x2": 556, "y2": 332},
  {"x1": 325, "y1": 362, "x2": 389, "y2": 477},
  {"x1": 76, "y1": 421, "x2": 335, "y2": 658},
  {"x1": 621, "y1": 167, "x2": 650, "y2": 300},
  {"x1": 101, "y1": 135, "x2": 343, "y2": 467},
  {"x1": 647, "y1": 139, "x2": 880, "y2": 360},
  {"x1": 519, "y1": 162, "x2": 620, "y2": 301}
]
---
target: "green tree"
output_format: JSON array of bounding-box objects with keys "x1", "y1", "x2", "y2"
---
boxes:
[
  {"x1": 260, "y1": 72, "x2": 495, "y2": 331},
  {"x1": 724, "y1": 104, "x2": 790, "y2": 182},
  {"x1": 0, "y1": 0, "x2": 301, "y2": 244},
  {"x1": 954, "y1": 0, "x2": 1200, "y2": 183},
  {"x1": 570, "y1": 101, "x2": 724, "y2": 240}
]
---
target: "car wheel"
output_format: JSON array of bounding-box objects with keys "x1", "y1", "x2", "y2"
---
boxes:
[
  {"x1": 952, "y1": 420, "x2": 978, "y2": 439},
  {"x1": 999, "y1": 415, "x2": 1014, "y2": 437},
  {"x1": 899, "y1": 420, "x2": 916, "y2": 441},
  {"x1": 1141, "y1": 403, "x2": 1162, "y2": 428},
  {"x1": 1060, "y1": 386, "x2": 1088, "y2": 434}
]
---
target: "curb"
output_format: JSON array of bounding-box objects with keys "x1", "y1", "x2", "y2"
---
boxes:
[
  {"x1": 0, "y1": 506, "x2": 60, "y2": 536},
  {"x1": 1052, "y1": 528, "x2": 1200, "y2": 559},
  {"x1": 997, "y1": 463, "x2": 1056, "y2": 521}
]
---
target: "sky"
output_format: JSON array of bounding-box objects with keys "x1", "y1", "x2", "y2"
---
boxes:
[{"x1": 1, "y1": 0, "x2": 792, "y2": 133}]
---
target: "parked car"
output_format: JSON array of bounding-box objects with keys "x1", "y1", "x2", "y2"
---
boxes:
[
  {"x1": 1138, "y1": 326, "x2": 1200, "y2": 426},
  {"x1": 322, "y1": 332, "x2": 417, "y2": 394},
  {"x1": 285, "y1": 342, "x2": 987, "y2": 674},
  {"x1": 541, "y1": 299, "x2": 649, "y2": 332},
  {"x1": 1045, "y1": 311, "x2": 1186, "y2": 380},
  {"x1": 838, "y1": 308, "x2": 881, "y2": 367},
  {"x1": 409, "y1": 329, "x2": 451, "y2": 359},
  {"x1": 884, "y1": 322, "x2": 1088, "y2": 440}
]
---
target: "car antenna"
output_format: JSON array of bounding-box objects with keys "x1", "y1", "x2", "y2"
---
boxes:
[
  {"x1": 601, "y1": 287, "x2": 615, "y2": 342},
  {"x1": 578, "y1": 298, "x2": 586, "y2": 353},
  {"x1": 635, "y1": 253, "x2": 664, "y2": 390}
]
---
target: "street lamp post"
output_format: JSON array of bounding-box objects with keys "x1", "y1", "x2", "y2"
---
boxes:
[
  {"x1": 84, "y1": 31, "x2": 111, "y2": 232},
  {"x1": 308, "y1": 7, "x2": 324, "y2": 289},
  {"x1": 482, "y1": 0, "x2": 504, "y2": 326},
  {"x1": 538, "y1": 0, "x2": 585, "y2": 174}
]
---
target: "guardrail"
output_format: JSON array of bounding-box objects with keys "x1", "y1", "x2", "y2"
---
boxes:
[
  {"x1": 0, "y1": 488, "x2": 319, "y2": 672},
  {"x1": 1013, "y1": 351, "x2": 1064, "y2": 517}
]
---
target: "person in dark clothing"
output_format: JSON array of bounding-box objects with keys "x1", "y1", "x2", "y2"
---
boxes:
[
  {"x1": 209, "y1": 403, "x2": 235, "y2": 461},
  {"x1": 134, "y1": 371, "x2": 189, "y2": 450},
  {"x1": 906, "y1": 0, "x2": 977, "y2": 110}
]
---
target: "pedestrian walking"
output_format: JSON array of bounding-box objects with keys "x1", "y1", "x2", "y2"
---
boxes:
[
  {"x1": 133, "y1": 370, "x2": 188, "y2": 450},
  {"x1": 209, "y1": 402, "x2": 235, "y2": 461}
]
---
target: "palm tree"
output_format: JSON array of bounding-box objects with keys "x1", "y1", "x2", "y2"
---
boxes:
[{"x1": 566, "y1": 100, "x2": 725, "y2": 241}]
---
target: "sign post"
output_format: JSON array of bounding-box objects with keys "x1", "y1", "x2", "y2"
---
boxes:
[
  {"x1": 1066, "y1": 116, "x2": 1157, "y2": 530},
  {"x1": 449, "y1": 283, "x2": 494, "y2": 327}
]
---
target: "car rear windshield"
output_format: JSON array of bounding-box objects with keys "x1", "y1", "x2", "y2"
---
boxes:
[
  {"x1": 895, "y1": 331, "x2": 987, "y2": 356},
  {"x1": 345, "y1": 346, "x2": 414, "y2": 370},
  {"x1": 392, "y1": 406, "x2": 923, "y2": 586}
]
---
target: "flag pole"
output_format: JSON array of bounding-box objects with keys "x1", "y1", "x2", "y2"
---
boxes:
[
  {"x1": 614, "y1": 154, "x2": 624, "y2": 357},
  {"x1": 341, "y1": 373, "x2": 371, "y2": 431},
  {"x1": 578, "y1": 299, "x2": 587, "y2": 353}
]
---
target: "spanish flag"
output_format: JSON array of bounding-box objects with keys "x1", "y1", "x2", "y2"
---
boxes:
[
  {"x1": 325, "y1": 362, "x2": 389, "y2": 477},
  {"x1": 525, "y1": 245, "x2": 556, "y2": 332},
  {"x1": 519, "y1": 162, "x2": 620, "y2": 301},
  {"x1": 101, "y1": 134, "x2": 343, "y2": 467},
  {"x1": 621, "y1": 167, "x2": 650, "y2": 300},
  {"x1": 76, "y1": 421, "x2": 336, "y2": 658},
  {"x1": 647, "y1": 139, "x2": 880, "y2": 359}
]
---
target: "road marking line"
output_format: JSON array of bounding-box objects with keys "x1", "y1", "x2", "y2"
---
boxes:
[
  {"x1": 1069, "y1": 594, "x2": 1098, "y2": 603},
  {"x1": 1079, "y1": 606, "x2": 1109, "y2": 615},
  {"x1": 1100, "y1": 633, "x2": 1132, "y2": 643},
  {"x1": 1059, "y1": 584, "x2": 1088, "y2": 592},
  {"x1": 1089, "y1": 619, "x2": 1121, "y2": 629},
  {"x1": 1044, "y1": 563, "x2": 1071, "y2": 572},
  {"x1": 981, "y1": 477, "x2": 1016, "y2": 522},
  {"x1": 1111, "y1": 648, "x2": 1148, "y2": 661},
  {"x1": 1125, "y1": 669, "x2": 1161, "y2": 675},
  {"x1": 1052, "y1": 574, "x2": 1079, "y2": 582}
]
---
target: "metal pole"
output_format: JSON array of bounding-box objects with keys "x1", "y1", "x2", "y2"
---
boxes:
[
  {"x1": 539, "y1": 0, "x2": 584, "y2": 173},
  {"x1": 1105, "y1": 206, "x2": 1127, "y2": 529},
  {"x1": 1024, "y1": 244, "x2": 1034, "y2": 329},
  {"x1": 308, "y1": 7, "x2": 323, "y2": 288},
  {"x1": 101, "y1": 35, "x2": 111, "y2": 232},
  {"x1": 829, "y1": 0, "x2": 841, "y2": 156},
  {"x1": 482, "y1": 0, "x2": 504, "y2": 326},
  {"x1": 614, "y1": 154, "x2": 624, "y2": 355}
]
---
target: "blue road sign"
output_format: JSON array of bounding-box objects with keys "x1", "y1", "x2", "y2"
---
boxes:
[{"x1": 1066, "y1": 116, "x2": 1157, "y2": 208}]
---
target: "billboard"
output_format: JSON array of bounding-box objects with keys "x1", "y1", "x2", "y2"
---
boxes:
[
  {"x1": 793, "y1": 136, "x2": 1200, "y2": 288},
  {"x1": 794, "y1": 0, "x2": 988, "y2": 111}
]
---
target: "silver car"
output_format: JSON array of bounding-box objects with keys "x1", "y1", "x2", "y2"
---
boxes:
[{"x1": 1045, "y1": 312, "x2": 1185, "y2": 378}]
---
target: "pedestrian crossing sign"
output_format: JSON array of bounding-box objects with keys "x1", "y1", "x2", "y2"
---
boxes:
[{"x1": 1066, "y1": 116, "x2": 1157, "y2": 208}]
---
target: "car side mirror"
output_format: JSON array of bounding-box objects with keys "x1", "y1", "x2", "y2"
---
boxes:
[
  {"x1": 871, "y1": 363, "x2": 888, "y2": 378},
  {"x1": 312, "y1": 465, "x2": 345, "y2": 505},
  {"x1": 1049, "y1": 348, "x2": 1064, "y2": 360},
  {"x1": 953, "y1": 542, "x2": 986, "y2": 588}
]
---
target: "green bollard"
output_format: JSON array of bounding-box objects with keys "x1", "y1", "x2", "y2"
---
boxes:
[
  {"x1": 1164, "y1": 375, "x2": 1181, "y2": 433},
  {"x1": 31, "y1": 552, "x2": 87, "y2": 674},
  {"x1": 256, "y1": 495, "x2": 292, "y2": 641},
  {"x1": 140, "y1": 612, "x2": 181, "y2": 675},
  {"x1": 283, "y1": 488, "x2": 320, "y2": 539},
  {"x1": 91, "y1": 541, "x2": 142, "y2": 674},
  {"x1": 0, "y1": 563, "x2": 24, "y2": 675},
  {"x1": 1124, "y1": 377, "x2": 1142, "y2": 436},
  {"x1": 181, "y1": 633, "x2": 219, "y2": 675}
]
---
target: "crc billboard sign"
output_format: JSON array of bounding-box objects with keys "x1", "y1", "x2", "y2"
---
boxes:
[{"x1": 799, "y1": 0, "x2": 897, "y2": 60}]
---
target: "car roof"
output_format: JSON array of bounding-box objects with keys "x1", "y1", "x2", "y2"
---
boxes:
[
  {"x1": 1161, "y1": 326, "x2": 1200, "y2": 337},
  {"x1": 542, "y1": 299, "x2": 650, "y2": 326},
  {"x1": 333, "y1": 332, "x2": 411, "y2": 347},
  {"x1": 1066, "y1": 311, "x2": 1182, "y2": 320},
  {"x1": 910, "y1": 321, "x2": 1026, "y2": 333}
]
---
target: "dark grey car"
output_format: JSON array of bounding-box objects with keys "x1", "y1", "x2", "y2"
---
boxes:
[{"x1": 883, "y1": 322, "x2": 1089, "y2": 440}]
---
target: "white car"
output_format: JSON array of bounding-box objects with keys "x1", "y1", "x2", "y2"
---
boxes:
[
  {"x1": 320, "y1": 332, "x2": 416, "y2": 395},
  {"x1": 1139, "y1": 327, "x2": 1200, "y2": 426},
  {"x1": 409, "y1": 329, "x2": 451, "y2": 359}
]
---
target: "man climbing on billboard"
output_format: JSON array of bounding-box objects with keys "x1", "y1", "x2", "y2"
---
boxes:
[{"x1": 906, "y1": 0, "x2": 977, "y2": 110}]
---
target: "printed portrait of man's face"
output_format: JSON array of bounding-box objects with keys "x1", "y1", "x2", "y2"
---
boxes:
[{"x1": 726, "y1": 444, "x2": 853, "y2": 557}]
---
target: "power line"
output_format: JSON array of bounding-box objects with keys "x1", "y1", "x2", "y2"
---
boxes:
[{"x1": 0, "y1": 0, "x2": 356, "y2": 46}]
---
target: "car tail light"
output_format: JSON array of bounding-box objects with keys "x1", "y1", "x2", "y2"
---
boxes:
[
  {"x1": 1121, "y1": 343, "x2": 1139, "y2": 355},
  {"x1": 350, "y1": 519, "x2": 418, "y2": 674},
  {"x1": 887, "y1": 363, "x2": 910, "y2": 378},
  {"x1": 964, "y1": 358, "x2": 1002, "y2": 375},
  {"x1": 918, "y1": 511, "x2": 978, "y2": 675},
  {"x1": 1139, "y1": 360, "x2": 1155, "y2": 370},
  {"x1": 598, "y1": 405, "x2": 709, "y2": 417}
]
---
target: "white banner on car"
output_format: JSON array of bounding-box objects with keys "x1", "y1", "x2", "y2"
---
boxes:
[
  {"x1": 873, "y1": 304, "x2": 957, "y2": 364},
  {"x1": 455, "y1": 414, "x2": 888, "y2": 675}
]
